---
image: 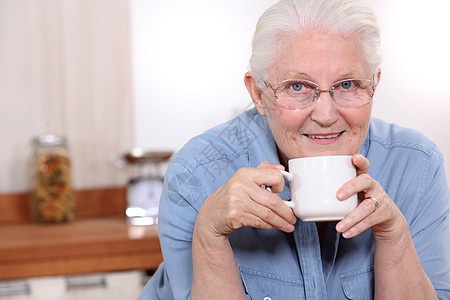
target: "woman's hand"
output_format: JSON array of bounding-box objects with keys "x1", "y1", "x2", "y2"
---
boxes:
[
  {"x1": 336, "y1": 154, "x2": 408, "y2": 243},
  {"x1": 335, "y1": 156, "x2": 436, "y2": 299},
  {"x1": 191, "y1": 162, "x2": 297, "y2": 299},
  {"x1": 195, "y1": 161, "x2": 297, "y2": 239}
]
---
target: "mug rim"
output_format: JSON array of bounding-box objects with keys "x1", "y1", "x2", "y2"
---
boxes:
[{"x1": 288, "y1": 155, "x2": 353, "y2": 162}]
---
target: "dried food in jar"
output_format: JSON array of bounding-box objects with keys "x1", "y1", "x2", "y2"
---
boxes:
[{"x1": 30, "y1": 152, "x2": 75, "y2": 223}]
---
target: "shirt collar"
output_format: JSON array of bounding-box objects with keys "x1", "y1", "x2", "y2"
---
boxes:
[
  {"x1": 358, "y1": 119, "x2": 372, "y2": 157},
  {"x1": 247, "y1": 108, "x2": 291, "y2": 201}
]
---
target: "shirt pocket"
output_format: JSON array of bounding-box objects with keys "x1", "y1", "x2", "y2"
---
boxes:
[
  {"x1": 239, "y1": 266, "x2": 305, "y2": 300},
  {"x1": 339, "y1": 265, "x2": 374, "y2": 300}
]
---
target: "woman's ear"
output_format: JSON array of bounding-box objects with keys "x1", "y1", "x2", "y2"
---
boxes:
[
  {"x1": 375, "y1": 68, "x2": 381, "y2": 88},
  {"x1": 244, "y1": 72, "x2": 266, "y2": 115}
]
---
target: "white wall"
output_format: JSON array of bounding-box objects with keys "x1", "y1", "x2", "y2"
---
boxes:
[
  {"x1": 131, "y1": 0, "x2": 277, "y2": 151},
  {"x1": 369, "y1": 0, "x2": 450, "y2": 183},
  {"x1": 131, "y1": 0, "x2": 450, "y2": 184},
  {"x1": 0, "y1": 0, "x2": 134, "y2": 193}
]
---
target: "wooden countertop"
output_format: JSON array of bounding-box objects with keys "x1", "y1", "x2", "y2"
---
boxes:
[
  {"x1": 0, "y1": 187, "x2": 163, "y2": 281},
  {"x1": 0, "y1": 217, "x2": 162, "y2": 281}
]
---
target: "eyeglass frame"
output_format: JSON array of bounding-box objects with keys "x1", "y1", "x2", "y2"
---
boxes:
[{"x1": 263, "y1": 77, "x2": 376, "y2": 109}]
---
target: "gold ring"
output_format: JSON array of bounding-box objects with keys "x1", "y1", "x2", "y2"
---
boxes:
[{"x1": 367, "y1": 196, "x2": 378, "y2": 210}]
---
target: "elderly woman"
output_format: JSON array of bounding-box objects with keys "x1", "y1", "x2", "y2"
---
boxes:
[{"x1": 139, "y1": 0, "x2": 450, "y2": 299}]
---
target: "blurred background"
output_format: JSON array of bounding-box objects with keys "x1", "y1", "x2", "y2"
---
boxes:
[
  {"x1": 0, "y1": 0, "x2": 449, "y2": 299},
  {"x1": 1, "y1": 0, "x2": 449, "y2": 193}
]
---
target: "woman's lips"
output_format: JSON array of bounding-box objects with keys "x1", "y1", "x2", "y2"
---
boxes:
[{"x1": 304, "y1": 131, "x2": 344, "y2": 144}]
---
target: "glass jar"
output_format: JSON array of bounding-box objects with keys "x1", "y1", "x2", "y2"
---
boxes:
[{"x1": 30, "y1": 135, "x2": 75, "y2": 223}]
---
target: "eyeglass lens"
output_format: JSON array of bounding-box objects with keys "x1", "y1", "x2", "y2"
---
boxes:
[{"x1": 272, "y1": 79, "x2": 373, "y2": 109}]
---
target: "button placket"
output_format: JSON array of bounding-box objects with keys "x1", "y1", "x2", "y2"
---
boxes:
[{"x1": 294, "y1": 222, "x2": 327, "y2": 299}]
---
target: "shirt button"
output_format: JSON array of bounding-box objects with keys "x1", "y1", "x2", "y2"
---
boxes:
[{"x1": 263, "y1": 297, "x2": 272, "y2": 300}]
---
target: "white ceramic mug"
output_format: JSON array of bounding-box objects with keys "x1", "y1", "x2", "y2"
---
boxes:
[{"x1": 279, "y1": 155, "x2": 358, "y2": 222}]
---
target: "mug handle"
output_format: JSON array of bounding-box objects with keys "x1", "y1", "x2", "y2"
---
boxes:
[{"x1": 266, "y1": 170, "x2": 295, "y2": 209}]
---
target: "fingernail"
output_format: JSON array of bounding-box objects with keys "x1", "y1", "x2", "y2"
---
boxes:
[
  {"x1": 342, "y1": 228, "x2": 354, "y2": 239},
  {"x1": 336, "y1": 221, "x2": 346, "y2": 232},
  {"x1": 286, "y1": 224, "x2": 295, "y2": 232}
]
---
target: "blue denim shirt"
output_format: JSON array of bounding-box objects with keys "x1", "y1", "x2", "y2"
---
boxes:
[{"x1": 139, "y1": 108, "x2": 450, "y2": 300}]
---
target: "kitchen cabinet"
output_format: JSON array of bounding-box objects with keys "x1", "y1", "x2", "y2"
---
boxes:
[{"x1": 0, "y1": 271, "x2": 146, "y2": 300}]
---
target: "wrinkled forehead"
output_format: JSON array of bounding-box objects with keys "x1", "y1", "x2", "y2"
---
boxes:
[{"x1": 268, "y1": 31, "x2": 371, "y2": 83}]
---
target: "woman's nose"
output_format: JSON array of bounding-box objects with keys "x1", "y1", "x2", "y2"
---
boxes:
[{"x1": 309, "y1": 91, "x2": 339, "y2": 126}]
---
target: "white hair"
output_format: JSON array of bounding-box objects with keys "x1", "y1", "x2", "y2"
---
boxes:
[{"x1": 249, "y1": 0, "x2": 382, "y2": 86}]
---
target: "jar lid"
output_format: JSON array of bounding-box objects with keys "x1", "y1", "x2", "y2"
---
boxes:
[{"x1": 33, "y1": 134, "x2": 67, "y2": 147}]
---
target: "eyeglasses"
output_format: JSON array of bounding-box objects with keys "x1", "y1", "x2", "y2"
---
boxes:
[{"x1": 263, "y1": 78, "x2": 375, "y2": 110}]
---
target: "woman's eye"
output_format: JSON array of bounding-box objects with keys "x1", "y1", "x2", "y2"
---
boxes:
[
  {"x1": 281, "y1": 80, "x2": 315, "y2": 95},
  {"x1": 339, "y1": 81, "x2": 356, "y2": 90},
  {"x1": 291, "y1": 83, "x2": 303, "y2": 91},
  {"x1": 284, "y1": 81, "x2": 307, "y2": 92}
]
